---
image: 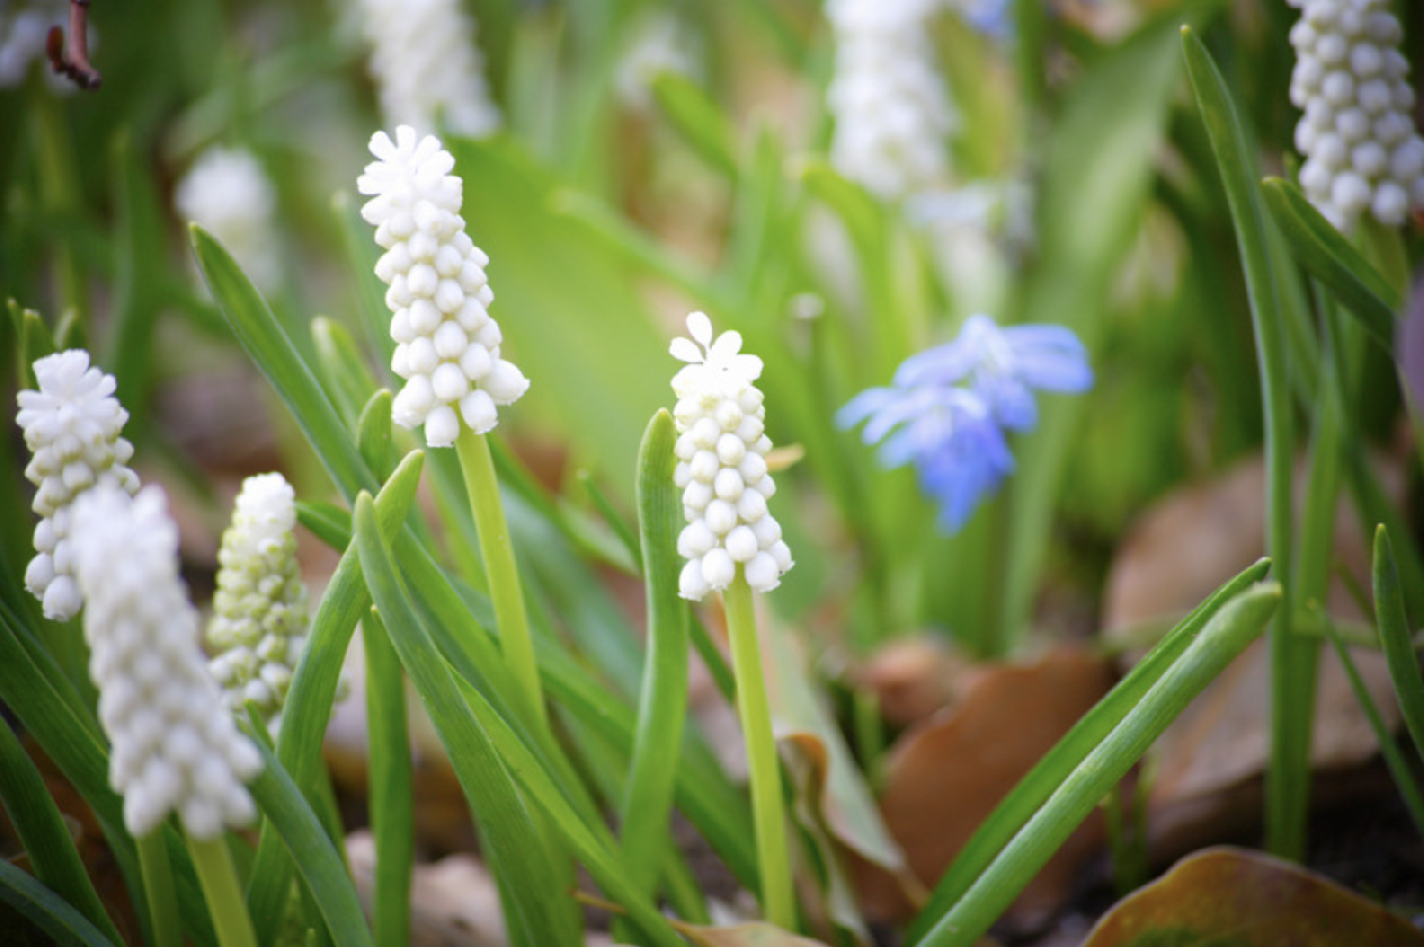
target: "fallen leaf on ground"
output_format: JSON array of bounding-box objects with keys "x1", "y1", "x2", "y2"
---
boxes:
[
  {"x1": 1082, "y1": 846, "x2": 1424, "y2": 947},
  {"x1": 851, "y1": 635, "x2": 981, "y2": 727},
  {"x1": 851, "y1": 645, "x2": 1115, "y2": 929},
  {"x1": 763, "y1": 618, "x2": 917, "y2": 939}
]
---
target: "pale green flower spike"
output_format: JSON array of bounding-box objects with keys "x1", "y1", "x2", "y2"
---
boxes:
[{"x1": 206, "y1": 473, "x2": 311, "y2": 723}]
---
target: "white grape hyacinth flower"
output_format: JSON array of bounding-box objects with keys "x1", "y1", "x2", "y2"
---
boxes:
[
  {"x1": 16, "y1": 350, "x2": 140, "y2": 621},
  {"x1": 357, "y1": 0, "x2": 501, "y2": 139},
  {"x1": 358, "y1": 126, "x2": 528, "y2": 448},
  {"x1": 670, "y1": 312, "x2": 793, "y2": 601},
  {"x1": 826, "y1": 0, "x2": 956, "y2": 201},
  {"x1": 175, "y1": 146, "x2": 282, "y2": 289},
  {"x1": 206, "y1": 473, "x2": 310, "y2": 723},
  {"x1": 1289, "y1": 0, "x2": 1424, "y2": 231},
  {"x1": 71, "y1": 485, "x2": 263, "y2": 840}
]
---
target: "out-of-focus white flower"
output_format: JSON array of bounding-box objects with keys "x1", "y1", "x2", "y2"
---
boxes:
[
  {"x1": 16, "y1": 350, "x2": 139, "y2": 621},
  {"x1": 669, "y1": 312, "x2": 793, "y2": 600},
  {"x1": 616, "y1": 12, "x2": 698, "y2": 110},
  {"x1": 357, "y1": 0, "x2": 500, "y2": 139},
  {"x1": 206, "y1": 473, "x2": 310, "y2": 724},
  {"x1": 175, "y1": 146, "x2": 282, "y2": 289},
  {"x1": 71, "y1": 485, "x2": 263, "y2": 840},
  {"x1": 358, "y1": 125, "x2": 527, "y2": 447},
  {"x1": 1289, "y1": 0, "x2": 1424, "y2": 231},
  {"x1": 826, "y1": 0, "x2": 956, "y2": 200}
]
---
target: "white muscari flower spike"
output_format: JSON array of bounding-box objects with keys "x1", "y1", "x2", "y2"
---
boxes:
[
  {"x1": 206, "y1": 473, "x2": 310, "y2": 724},
  {"x1": 16, "y1": 350, "x2": 140, "y2": 621},
  {"x1": 70, "y1": 485, "x2": 263, "y2": 840},
  {"x1": 1288, "y1": 0, "x2": 1424, "y2": 231},
  {"x1": 826, "y1": 0, "x2": 956, "y2": 200},
  {"x1": 358, "y1": 125, "x2": 528, "y2": 448},
  {"x1": 357, "y1": 0, "x2": 500, "y2": 139},
  {"x1": 670, "y1": 312, "x2": 793, "y2": 600},
  {"x1": 175, "y1": 146, "x2": 282, "y2": 289}
]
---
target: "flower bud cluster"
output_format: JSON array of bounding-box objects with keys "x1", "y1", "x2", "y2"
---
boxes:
[
  {"x1": 357, "y1": 0, "x2": 501, "y2": 139},
  {"x1": 826, "y1": 0, "x2": 955, "y2": 200},
  {"x1": 71, "y1": 485, "x2": 262, "y2": 840},
  {"x1": 670, "y1": 313, "x2": 793, "y2": 600},
  {"x1": 175, "y1": 146, "x2": 282, "y2": 289},
  {"x1": 16, "y1": 350, "x2": 140, "y2": 621},
  {"x1": 1289, "y1": 0, "x2": 1424, "y2": 231},
  {"x1": 206, "y1": 474, "x2": 310, "y2": 723},
  {"x1": 358, "y1": 125, "x2": 529, "y2": 447}
]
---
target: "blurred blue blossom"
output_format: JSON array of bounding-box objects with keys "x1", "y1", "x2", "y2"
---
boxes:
[{"x1": 838, "y1": 314, "x2": 1092, "y2": 531}]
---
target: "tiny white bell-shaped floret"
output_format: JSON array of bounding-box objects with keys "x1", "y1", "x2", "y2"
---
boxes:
[
  {"x1": 359, "y1": 126, "x2": 528, "y2": 447},
  {"x1": 16, "y1": 350, "x2": 140, "y2": 621},
  {"x1": 70, "y1": 485, "x2": 262, "y2": 840},
  {"x1": 668, "y1": 312, "x2": 793, "y2": 600}
]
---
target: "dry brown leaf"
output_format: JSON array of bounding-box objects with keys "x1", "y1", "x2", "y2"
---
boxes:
[
  {"x1": 1082, "y1": 846, "x2": 1424, "y2": 947},
  {"x1": 1103, "y1": 452, "x2": 1403, "y2": 860},
  {"x1": 851, "y1": 645, "x2": 1115, "y2": 929},
  {"x1": 851, "y1": 636, "x2": 981, "y2": 727}
]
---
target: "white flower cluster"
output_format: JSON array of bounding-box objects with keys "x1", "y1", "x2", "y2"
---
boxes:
[
  {"x1": 1289, "y1": 0, "x2": 1424, "y2": 231},
  {"x1": 670, "y1": 313, "x2": 793, "y2": 601},
  {"x1": 358, "y1": 125, "x2": 528, "y2": 448},
  {"x1": 175, "y1": 146, "x2": 282, "y2": 289},
  {"x1": 71, "y1": 485, "x2": 262, "y2": 840},
  {"x1": 16, "y1": 350, "x2": 140, "y2": 621},
  {"x1": 357, "y1": 0, "x2": 500, "y2": 139},
  {"x1": 826, "y1": 0, "x2": 956, "y2": 200},
  {"x1": 206, "y1": 474, "x2": 310, "y2": 723}
]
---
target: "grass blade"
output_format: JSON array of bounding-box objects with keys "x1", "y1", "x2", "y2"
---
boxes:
[{"x1": 1374, "y1": 525, "x2": 1424, "y2": 761}]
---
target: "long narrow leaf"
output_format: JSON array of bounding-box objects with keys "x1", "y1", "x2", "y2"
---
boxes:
[
  {"x1": 1374, "y1": 525, "x2": 1424, "y2": 761},
  {"x1": 447, "y1": 671, "x2": 688, "y2": 947},
  {"x1": 619, "y1": 411, "x2": 691, "y2": 896},
  {"x1": 0, "y1": 860, "x2": 117, "y2": 947},
  {"x1": 1261, "y1": 178, "x2": 1397, "y2": 351},
  {"x1": 247, "y1": 452, "x2": 424, "y2": 946},
  {"x1": 0, "y1": 717, "x2": 123, "y2": 944},
  {"x1": 907, "y1": 559, "x2": 1271, "y2": 944},
  {"x1": 1323, "y1": 619, "x2": 1424, "y2": 836},
  {"x1": 191, "y1": 225, "x2": 375, "y2": 502},
  {"x1": 917, "y1": 584, "x2": 1281, "y2": 947},
  {"x1": 1182, "y1": 24, "x2": 1305, "y2": 858},
  {"x1": 354, "y1": 493, "x2": 580, "y2": 947},
  {"x1": 246, "y1": 742, "x2": 376, "y2": 947}
]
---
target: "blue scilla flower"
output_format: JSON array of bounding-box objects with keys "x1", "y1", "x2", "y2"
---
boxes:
[
  {"x1": 838, "y1": 314, "x2": 1092, "y2": 531},
  {"x1": 895, "y1": 314, "x2": 1092, "y2": 431}
]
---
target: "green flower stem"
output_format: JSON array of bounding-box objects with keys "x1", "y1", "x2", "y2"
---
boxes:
[
  {"x1": 136, "y1": 830, "x2": 181, "y2": 947},
  {"x1": 186, "y1": 832, "x2": 258, "y2": 947},
  {"x1": 1181, "y1": 28, "x2": 1300, "y2": 859},
  {"x1": 723, "y1": 573, "x2": 794, "y2": 929},
  {"x1": 917, "y1": 584, "x2": 1281, "y2": 947},
  {"x1": 454, "y1": 426, "x2": 548, "y2": 734}
]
